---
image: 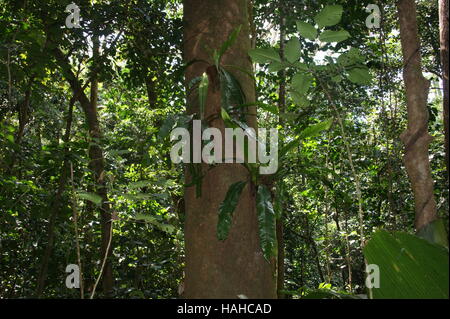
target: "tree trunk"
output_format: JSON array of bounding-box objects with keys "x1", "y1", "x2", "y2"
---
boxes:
[
  {"x1": 439, "y1": 0, "x2": 449, "y2": 182},
  {"x1": 183, "y1": 0, "x2": 276, "y2": 298},
  {"x1": 397, "y1": 0, "x2": 438, "y2": 232},
  {"x1": 90, "y1": 35, "x2": 114, "y2": 297},
  {"x1": 52, "y1": 45, "x2": 113, "y2": 296},
  {"x1": 276, "y1": 0, "x2": 286, "y2": 299},
  {"x1": 35, "y1": 97, "x2": 74, "y2": 297}
]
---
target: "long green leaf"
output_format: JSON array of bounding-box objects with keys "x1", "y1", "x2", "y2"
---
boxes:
[
  {"x1": 217, "y1": 181, "x2": 247, "y2": 240},
  {"x1": 217, "y1": 25, "x2": 242, "y2": 64},
  {"x1": 219, "y1": 68, "x2": 245, "y2": 113},
  {"x1": 256, "y1": 185, "x2": 277, "y2": 260}
]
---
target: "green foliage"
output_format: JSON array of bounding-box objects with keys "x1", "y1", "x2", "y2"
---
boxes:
[
  {"x1": 217, "y1": 181, "x2": 247, "y2": 241},
  {"x1": 291, "y1": 73, "x2": 313, "y2": 95},
  {"x1": 76, "y1": 192, "x2": 102, "y2": 206},
  {"x1": 314, "y1": 5, "x2": 344, "y2": 28},
  {"x1": 248, "y1": 48, "x2": 281, "y2": 64},
  {"x1": 280, "y1": 119, "x2": 333, "y2": 158},
  {"x1": 256, "y1": 185, "x2": 277, "y2": 261},
  {"x1": 347, "y1": 68, "x2": 372, "y2": 85},
  {"x1": 285, "y1": 37, "x2": 301, "y2": 63},
  {"x1": 215, "y1": 25, "x2": 242, "y2": 66},
  {"x1": 296, "y1": 21, "x2": 318, "y2": 40},
  {"x1": 318, "y1": 30, "x2": 351, "y2": 43},
  {"x1": 363, "y1": 230, "x2": 449, "y2": 299}
]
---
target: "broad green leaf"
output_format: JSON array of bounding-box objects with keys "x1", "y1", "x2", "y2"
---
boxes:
[
  {"x1": 285, "y1": 37, "x2": 301, "y2": 63},
  {"x1": 314, "y1": 5, "x2": 343, "y2": 28},
  {"x1": 268, "y1": 61, "x2": 284, "y2": 73},
  {"x1": 217, "y1": 181, "x2": 247, "y2": 240},
  {"x1": 296, "y1": 21, "x2": 318, "y2": 40},
  {"x1": 289, "y1": 90, "x2": 303, "y2": 106},
  {"x1": 337, "y1": 48, "x2": 365, "y2": 66},
  {"x1": 417, "y1": 219, "x2": 448, "y2": 248},
  {"x1": 347, "y1": 68, "x2": 372, "y2": 84},
  {"x1": 256, "y1": 185, "x2": 277, "y2": 260},
  {"x1": 289, "y1": 90, "x2": 310, "y2": 107},
  {"x1": 248, "y1": 48, "x2": 281, "y2": 64},
  {"x1": 198, "y1": 72, "x2": 209, "y2": 119},
  {"x1": 319, "y1": 30, "x2": 350, "y2": 43},
  {"x1": 364, "y1": 230, "x2": 449, "y2": 299},
  {"x1": 291, "y1": 72, "x2": 313, "y2": 94},
  {"x1": 292, "y1": 61, "x2": 308, "y2": 71},
  {"x1": 77, "y1": 191, "x2": 102, "y2": 206}
]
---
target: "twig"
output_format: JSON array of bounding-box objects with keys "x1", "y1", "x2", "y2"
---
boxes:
[
  {"x1": 70, "y1": 162, "x2": 84, "y2": 298},
  {"x1": 90, "y1": 213, "x2": 113, "y2": 299}
]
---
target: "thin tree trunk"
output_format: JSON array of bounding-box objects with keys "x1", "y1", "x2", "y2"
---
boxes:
[
  {"x1": 90, "y1": 35, "x2": 113, "y2": 296},
  {"x1": 397, "y1": 0, "x2": 438, "y2": 231},
  {"x1": 35, "y1": 97, "x2": 75, "y2": 297},
  {"x1": 183, "y1": 0, "x2": 276, "y2": 298},
  {"x1": 276, "y1": 0, "x2": 286, "y2": 299},
  {"x1": 439, "y1": 0, "x2": 449, "y2": 182},
  {"x1": 52, "y1": 45, "x2": 113, "y2": 296}
]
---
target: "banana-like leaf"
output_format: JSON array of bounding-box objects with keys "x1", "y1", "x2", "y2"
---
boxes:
[
  {"x1": 363, "y1": 230, "x2": 449, "y2": 299},
  {"x1": 256, "y1": 185, "x2": 277, "y2": 260},
  {"x1": 217, "y1": 181, "x2": 247, "y2": 240}
]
